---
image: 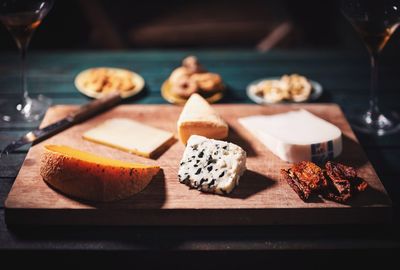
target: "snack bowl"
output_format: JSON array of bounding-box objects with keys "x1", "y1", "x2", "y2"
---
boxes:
[
  {"x1": 75, "y1": 67, "x2": 145, "y2": 99},
  {"x1": 247, "y1": 77, "x2": 323, "y2": 104}
]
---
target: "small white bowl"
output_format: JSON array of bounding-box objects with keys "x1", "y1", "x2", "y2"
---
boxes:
[
  {"x1": 75, "y1": 67, "x2": 145, "y2": 99},
  {"x1": 247, "y1": 77, "x2": 323, "y2": 104}
]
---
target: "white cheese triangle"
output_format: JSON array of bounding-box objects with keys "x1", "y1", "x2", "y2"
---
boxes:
[{"x1": 177, "y1": 93, "x2": 228, "y2": 144}]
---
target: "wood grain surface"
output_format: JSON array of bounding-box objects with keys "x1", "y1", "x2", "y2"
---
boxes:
[{"x1": 4, "y1": 103, "x2": 392, "y2": 225}]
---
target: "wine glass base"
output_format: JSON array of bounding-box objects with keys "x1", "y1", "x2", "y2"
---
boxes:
[
  {"x1": 350, "y1": 110, "x2": 400, "y2": 136},
  {"x1": 0, "y1": 95, "x2": 51, "y2": 123}
]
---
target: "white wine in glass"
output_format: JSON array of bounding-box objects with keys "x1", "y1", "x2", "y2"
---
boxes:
[
  {"x1": 0, "y1": 0, "x2": 53, "y2": 122},
  {"x1": 342, "y1": 0, "x2": 400, "y2": 136}
]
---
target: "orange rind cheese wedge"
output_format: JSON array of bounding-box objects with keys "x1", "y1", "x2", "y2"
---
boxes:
[{"x1": 40, "y1": 145, "x2": 160, "y2": 202}]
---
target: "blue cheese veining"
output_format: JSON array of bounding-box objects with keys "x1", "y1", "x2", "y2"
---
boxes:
[{"x1": 178, "y1": 135, "x2": 247, "y2": 195}]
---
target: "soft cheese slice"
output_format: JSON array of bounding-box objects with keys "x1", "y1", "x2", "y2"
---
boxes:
[
  {"x1": 178, "y1": 135, "x2": 246, "y2": 195},
  {"x1": 40, "y1": 145, "x2": 160, "y2": 202},
  {"x1": 239, "y1": 110, "x2": 342, "y2": 163},
  {"x1": 177, "y1": 93, "x2": 228, "y2": 144},
  {"x1": 83, "y1": 118, "x2": 175, "y2": 158}
]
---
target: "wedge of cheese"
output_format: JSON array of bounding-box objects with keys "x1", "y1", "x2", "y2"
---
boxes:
[
  {"x1": 239, "y1": 110, "x2": 342, "y2": 163},
  {"x1": 178, "y1": 135, "x2": 246, "y2": 195},
  {"x1": 177, "y1": 93, "x2": 228, "y2": 144},
  {"x1": 83, "y1": 118, "x2": 175, "y2": 158},
  {"x1": 40, "y1": 145, "x2": 160, "y2": 202}
]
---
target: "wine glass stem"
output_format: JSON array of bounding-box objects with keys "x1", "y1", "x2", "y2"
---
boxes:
[
  {"x1": 369, "y1": 52, "x2": 380, "y2": 118},
  {"x1": 20, "y1": 45, "x2": 28, "y2": 102}
]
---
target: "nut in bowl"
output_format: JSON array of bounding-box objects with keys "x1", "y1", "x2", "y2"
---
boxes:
[
  {"x1": 162, "y1": 56, "x2": 225, "y2": 105},
  {"x1": 75, "y1": 67, "x2": 145, "y2": 99},
  {"x1": 247, "y1": 74, "x2": 323, "y2": 104}
]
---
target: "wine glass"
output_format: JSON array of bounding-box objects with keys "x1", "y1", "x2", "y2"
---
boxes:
[
  {"x1": 0, "y1": 0, "x2": 53, "y2": 123},
  {"x1": 341, "y1": 0, "x2": 400, "y2": 136}
]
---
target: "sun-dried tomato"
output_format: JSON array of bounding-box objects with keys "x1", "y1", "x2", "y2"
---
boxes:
[
  {"x1": 323, "y1": 161, "x2": 368, "y2": 203},
  {"x1": 282, "y1": 161, "x2": 368, "y2": 203},
  {"x1": 291, "y1": 161, "x2": 328, "y2": 190}
]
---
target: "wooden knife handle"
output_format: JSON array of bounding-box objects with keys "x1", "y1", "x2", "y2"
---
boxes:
[{"x1": 68, "y1": 92, "x2": 122, "y2": 123}]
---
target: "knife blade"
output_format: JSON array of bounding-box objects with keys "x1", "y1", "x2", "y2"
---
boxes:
[{"x1": 0, "y1": 92, "x2": 122, "y2": 157}]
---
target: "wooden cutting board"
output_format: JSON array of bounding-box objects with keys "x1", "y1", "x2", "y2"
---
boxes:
[{"x1": 5, "y1": 104, "x2": 392, "y2": 225}]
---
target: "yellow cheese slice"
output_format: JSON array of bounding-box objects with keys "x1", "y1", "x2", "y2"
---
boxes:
[
  {"x1": 41, "y1": 145, "x2": 160, "y2": 202},
  {"x1": 177, "y1": 93, "x2": 228, "y2": 144},
  {"x1": 83, "y1": 118, "x2": 175, "y2": 158}
]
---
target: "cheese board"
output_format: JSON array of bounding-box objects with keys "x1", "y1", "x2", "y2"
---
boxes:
[{"x1": 5, "y1": 104, "x2": 392, "y2": 225}]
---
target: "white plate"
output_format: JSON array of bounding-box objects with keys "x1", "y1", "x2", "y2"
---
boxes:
[
  {"x1": 246, "y1": 77, "x2": 323, "y2": 104},
  {"x1": 75, "y1": 67, "x2": 145, "y2": 99}
]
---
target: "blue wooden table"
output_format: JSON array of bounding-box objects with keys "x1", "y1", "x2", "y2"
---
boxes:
[{"x1": 0, "y1": 50, "x2": 399, "y2": 267}]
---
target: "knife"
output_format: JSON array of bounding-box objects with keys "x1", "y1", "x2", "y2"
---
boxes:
[{"x1": 0, "y1": 92, "x2": 122, "y2": 157}]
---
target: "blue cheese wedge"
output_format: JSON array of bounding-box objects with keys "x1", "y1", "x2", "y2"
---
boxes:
[{"x1": 178, "y1": 135, "x2": 246, "y2": 195}]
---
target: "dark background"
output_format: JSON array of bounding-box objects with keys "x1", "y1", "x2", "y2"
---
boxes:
[
  {"x1": 0, "y1": 0, "x2": 399, "y2": 54},
  {"x1": 0, "y1": 1, "x2": 400, "y2": 268}
]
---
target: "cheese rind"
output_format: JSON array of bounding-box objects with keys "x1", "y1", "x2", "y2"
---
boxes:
[
  {"x1": 40, "y1": 145, "x2": 160, "y2": 202},
  {"x1": 177, "y1": 93, "x2": 228, "y2": 144},
  {"x1": 83, "y1": 118, "x2": 175, "y2": 158},
  {"x1": 239, "y1": 110, "x2": 342, "y2": 163},
  {"x1": 178, "y1": 135, "x2": 246, "y2": 195}
]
